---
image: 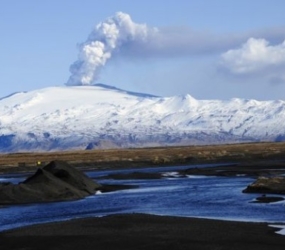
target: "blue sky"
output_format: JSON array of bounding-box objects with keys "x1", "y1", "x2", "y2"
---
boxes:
[{"x1": 1, "y1": 0, "x2": 285, "y2": 100}]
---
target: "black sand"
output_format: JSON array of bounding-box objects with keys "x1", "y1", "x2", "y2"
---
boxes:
[{"x1": 1, "y1": 213, "x2": 285, "y2": 250}]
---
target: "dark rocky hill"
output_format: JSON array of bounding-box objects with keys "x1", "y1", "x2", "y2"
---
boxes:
[{"x1": 0, "y1": 161, "x2": 101, "y2": 205}]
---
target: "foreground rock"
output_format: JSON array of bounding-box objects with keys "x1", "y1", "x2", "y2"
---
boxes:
[
  {"x1": 243, "y1": 176, "x2": 285, "y2": 194},
  {"x1": 0, "y1": 161, "x2": 101, "y2": 205}
]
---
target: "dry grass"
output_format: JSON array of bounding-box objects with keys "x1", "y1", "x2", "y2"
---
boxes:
[{"x1": 0, "y1": 142, "x2": 285, "y2": 173}]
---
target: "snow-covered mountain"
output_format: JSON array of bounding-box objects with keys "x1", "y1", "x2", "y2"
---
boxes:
[{"x1": 0, "y1": 84, "x2": 284, "y2": 152}]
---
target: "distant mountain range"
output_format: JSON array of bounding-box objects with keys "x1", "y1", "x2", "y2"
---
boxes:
[{"x1": 0, "y1": 84, "x2": 284, "y2": 152}]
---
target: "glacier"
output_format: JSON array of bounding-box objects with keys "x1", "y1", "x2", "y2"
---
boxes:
[{"x1": 0, "y1": 84, "x2": 284, "y2": 152}]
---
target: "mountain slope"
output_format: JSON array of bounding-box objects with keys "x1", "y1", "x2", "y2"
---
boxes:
[{"x1": 0, "y1": 84, "x2": 284, "y2": 152}]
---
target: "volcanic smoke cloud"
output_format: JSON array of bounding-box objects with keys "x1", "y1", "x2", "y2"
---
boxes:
[
  {"x1": 66, "y1": 12, "x2": 285, "y2": 86},
  {"x1": 66, "y1": 12, "x2": 157, "y2": 86}
]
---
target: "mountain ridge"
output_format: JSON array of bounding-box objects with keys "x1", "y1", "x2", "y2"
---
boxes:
[{"x1": 0, "y1": 84, "x2": 284, "y2": 152}]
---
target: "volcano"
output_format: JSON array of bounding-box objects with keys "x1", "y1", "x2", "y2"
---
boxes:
[{"x1": 0, "y1": 84, "x2": 284, "y2": 152}]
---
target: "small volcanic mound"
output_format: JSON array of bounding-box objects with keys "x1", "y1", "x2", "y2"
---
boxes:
[
  {"x1": 0, "y1": 161, "x2": 136, "y2": 205},
  {"x1": 0, "y1": 161, "x2": 101, "y2": 205}
]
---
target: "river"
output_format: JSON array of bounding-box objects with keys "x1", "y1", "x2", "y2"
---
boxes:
[{"x1": 0, "y1": 164, "x2": 284, "y2": 232}]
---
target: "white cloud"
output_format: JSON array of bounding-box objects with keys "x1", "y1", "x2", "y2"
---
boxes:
[{"x1": 220, "y1": 38, "x2": 285, "y2": 74}]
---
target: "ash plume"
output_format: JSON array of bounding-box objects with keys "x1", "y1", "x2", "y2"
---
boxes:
[
  {"x1": 66, "y1": 12, "x2": 157, "y2": 86},
  {"x1": 66, "y1": 12, "x2": 285, "y2": 86}
]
